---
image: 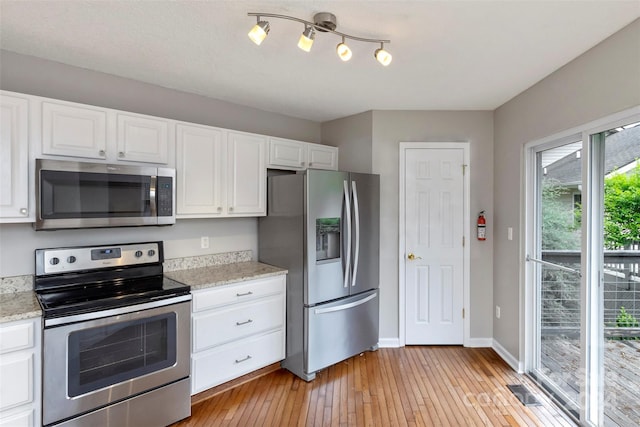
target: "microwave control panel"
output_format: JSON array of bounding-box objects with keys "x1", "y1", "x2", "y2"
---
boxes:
[{"x1": 156, "y1": 176, "x2": 173, "y2": 217}]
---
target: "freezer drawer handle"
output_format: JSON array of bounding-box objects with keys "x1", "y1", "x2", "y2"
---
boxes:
[
  {"x1": 313, "y1": 293, "x2": 377, "y2": 315},
  {"x1": 236, "y1": 291, "x2": 254, "y2": 297},
  {"x1": 236, "y1": 319, "x2": 253, "y2": 326},
  {"x1": 235, "y1": 355, "x2": 252, "y2": 364}
]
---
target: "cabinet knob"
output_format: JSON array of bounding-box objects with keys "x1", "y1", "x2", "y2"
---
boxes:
[
  {"x1": 217, "y1": 206, "x2": 222, "y2": 212},
  {"x1": 309, "y1": 162, "x2": 313, "y2": 167},
  {"x1": 229, "y1": 206, "x2": 234, "y2": 212},
  {"x1": 19, "y1": 208, "x2": 27, "y2": 215},
  {"x1": 99, "y1": 150, "x2": 106, "y2": 157},
  {"x1": 118, "y1": 151, "x2": 125, "y2": 158},
  {"x1": 300, "y1": 161, "x2": 305, "y2": 167}
]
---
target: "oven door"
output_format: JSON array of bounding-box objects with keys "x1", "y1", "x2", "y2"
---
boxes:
[{"x1": 42, "y1": 299, "x2": 190, "y2": 426}]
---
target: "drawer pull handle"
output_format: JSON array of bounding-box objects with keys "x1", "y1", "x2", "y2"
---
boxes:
[
  {"x1": 236, "y1": 291, "x2": 253, "y2": 297},
  {"x1": 235, "y1": 355, "x2": 252, "y2": 364},
  {"x1": 236, "y1": 319, "x2": 253, "y2": 326}
]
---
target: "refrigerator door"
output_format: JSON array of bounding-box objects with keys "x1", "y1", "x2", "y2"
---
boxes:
[
  {"x1": 306, "y1": 169, "x2": 350, "y2": 306},
  {"x1": 305, "y1": 289, "x2": 379, "y2": 376},
  {"x1": 348, "y1": 173, "x2": 380, "y2": 295}
]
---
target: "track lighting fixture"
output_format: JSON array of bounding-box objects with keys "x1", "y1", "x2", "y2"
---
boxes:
[
  {"x1": 336, "y1": 37, "x2": 352, "y2": 61},
  {"x1": 247, "y1": 12, "x2": 392, "y2": 65},
  {"x1": 248, "y1": 18, "x2": 270, "y2": 46},
  {"x1": 298, "y1": 25, "x2": 316, "y2": 52},
  {"x1": 374, "y1": 43, "x2": 392, "y2": 66}
]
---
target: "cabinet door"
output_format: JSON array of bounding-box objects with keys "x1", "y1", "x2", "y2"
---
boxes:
[
  {"x1": 42, "y1": 101, "x2": 107, "y2": 159},
  {"x1": 0, "y1": 94, "x2": 30, "y2": 221},
  {"x1": 268, "y1": 137, "x2": 307, "y2": 170},
  {"x1": 227, "y1": 131, "x2": 266, "y2": 216},
  {"x1": 0, "y1": 352, "x2": 33, "y2": 411},
  {"x1": 307, "y1": 143, "x2": 338, "y2": 170},
  {"x1": 116, "y1": 113, "x2": 169, "y2": 164},
  {"x1": 176, "y1": 123, "x2": 225, "y2": 216}
]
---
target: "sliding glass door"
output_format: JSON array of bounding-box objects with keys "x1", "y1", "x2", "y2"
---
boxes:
[{"x1": 526, "y1": 115, "x2": 640, "y2": 426}]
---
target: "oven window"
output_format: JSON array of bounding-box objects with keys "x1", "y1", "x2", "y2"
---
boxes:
[
  {"x1": 67, "y1": 313, "x2": 176, "y2": 397},
  {"x1": 40, "y1": 170, "x2": 151, "y2": 219}
]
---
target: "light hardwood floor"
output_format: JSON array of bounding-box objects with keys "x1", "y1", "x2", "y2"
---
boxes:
[{"x1": 173, "y1": 346, "x2": 575, "y2": 426}]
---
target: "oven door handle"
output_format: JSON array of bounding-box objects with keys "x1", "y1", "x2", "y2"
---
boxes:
[{"x1": 44, "y1": 294, "x2": 192, "y2": 327}]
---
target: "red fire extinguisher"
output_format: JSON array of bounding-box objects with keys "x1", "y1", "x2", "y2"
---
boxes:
[{"x1": 477, "y1": 211, "x2": 486, "y2": 241}]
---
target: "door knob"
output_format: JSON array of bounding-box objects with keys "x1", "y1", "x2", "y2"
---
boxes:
[{"x1": 407, "y1": 253, "x2": 422, "y2": 260}]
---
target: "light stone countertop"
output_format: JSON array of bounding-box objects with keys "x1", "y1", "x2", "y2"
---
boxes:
[
  {"x1": 0, "y1": 291, "x2": 42, "y2": 324},
  {"x1": 164, "y1": 261, "x2": 287, "y2": 291}
]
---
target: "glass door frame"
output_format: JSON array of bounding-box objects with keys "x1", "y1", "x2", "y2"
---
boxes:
[{"x1": 523, "y1": 107, "x2": 640, "y2": 426}]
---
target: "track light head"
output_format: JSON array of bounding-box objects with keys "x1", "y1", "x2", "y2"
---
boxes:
[
  {"x1": 248, "y1": 19, "x2": 270, "y2": 45},
  {"x1": 374, "y1": 43, "x2": 392, "y2": 66},
  {"x1": 336, "y1": 37, "x2": 352, "y2": 61},
  {"x1": 298, "y1": 25, "x2": 316, "y2": 52}
]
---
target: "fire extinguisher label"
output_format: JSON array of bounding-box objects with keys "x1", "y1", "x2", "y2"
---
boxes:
[{"x1": 478, "y1": 226, "x2": 486, "y2": 239}]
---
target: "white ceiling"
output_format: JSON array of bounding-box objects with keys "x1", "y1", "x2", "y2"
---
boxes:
[{"x1": 1, "y1": 1, "x2": 638, "y2": 122}]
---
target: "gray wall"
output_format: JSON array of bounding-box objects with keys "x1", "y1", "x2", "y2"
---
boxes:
[
  {"x1": 323, "y1": 111, "x2": 495, "y2": 341},
  {"x1": 322, "y1": 111, "x2": 373, "y2": 173},
  {"x1": 0, "y1": 50, "x2": 321, "y2": 278},
  {"x1": 493, "y1": 19, "x2": 640, "y2": 359},
  {"x1": 372, "y1": 111, "x2": 495, "y2": 341},
  {"x1": 0, "y1": 50, "x2": 321, "y2": 142}
]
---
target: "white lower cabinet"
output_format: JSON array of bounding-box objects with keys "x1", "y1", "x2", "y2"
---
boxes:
[
  {"x1": 190, "y1": 275, "x2": 286, "y2": 395},
  {"x1": 0, "y1": 317, "x2": 41, "y2": 427}
]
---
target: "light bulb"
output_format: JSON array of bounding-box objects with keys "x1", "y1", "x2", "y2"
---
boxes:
[
  {"x1": 374, "y1": 47, "x2": 392, "y2": 66},
  {"x1": 336, "y1": 40, "x2": 352, "y2": 61},
  {"x1": 297, "y1": 26, "x2": 315, "y2": 52},
  {"x1": 248, "y1": 20, "x2": 270, "y2": 45}
]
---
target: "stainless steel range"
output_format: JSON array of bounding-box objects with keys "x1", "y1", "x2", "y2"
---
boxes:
[{"x1": 34, "y1": 241, "x2": 191, "y2": 427}]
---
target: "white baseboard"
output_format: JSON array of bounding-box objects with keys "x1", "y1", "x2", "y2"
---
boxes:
[
  {"x1": 378, "y1": 338, "x2": 401, "y2": 348},
  {"x1": 492, "y1": 339, "x2": 524, "y2": 373},
  {"x1": 465, "y1": 337, "x2": 493, "y2": 348}
]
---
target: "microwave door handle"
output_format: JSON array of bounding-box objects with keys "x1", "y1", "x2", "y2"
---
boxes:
[{"x1": 149, "y1": 176, "x2": 157, "y2": 217}]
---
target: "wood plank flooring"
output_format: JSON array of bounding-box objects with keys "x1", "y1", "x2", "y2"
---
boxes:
[{"x1": 172, "y1": 347, "x2": 575, "y2": 426}]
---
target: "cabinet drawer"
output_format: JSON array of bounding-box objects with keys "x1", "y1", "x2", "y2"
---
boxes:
[
  {"x1": 0, "y1": 407, "x2": 34, "y2": 427},
  {"x1": 191, "y1": 329, "x2": 284, "y2": 394},
  {"x1": 193, "y1": 295, "x2": 284, "y2": 352},
  {"x1": 192, "y1": 275, "x2": 285, "y2": 312},
  {"x1": 0, "y1": 320, "x2": 34, "y2": 354},
  {"x1": 0, "y1": 352, "x2": 33, "y2": 411}
]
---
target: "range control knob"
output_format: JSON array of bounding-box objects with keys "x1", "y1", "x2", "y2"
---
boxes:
[
  {"x1": 50, "y1": 257, "x2": 60, "y2": 265},
  {"x1": 148, "y1": 249, "x2": 156, "y2": 257},
  {"x1": 135, "y1": 250, "x2": 143, "y2": 258},
  {"x1": 67, "y1": 256, "x2": 77, "y2": 264}
]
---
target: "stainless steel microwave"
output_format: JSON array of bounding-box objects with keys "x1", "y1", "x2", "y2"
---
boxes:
[{"x1": 35, "y1": 159, "x2": 175, "y2": 230}]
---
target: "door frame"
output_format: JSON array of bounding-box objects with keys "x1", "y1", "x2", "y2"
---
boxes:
[{"x1": 398, "y1": 142, "x2": 470, "y2": 346}]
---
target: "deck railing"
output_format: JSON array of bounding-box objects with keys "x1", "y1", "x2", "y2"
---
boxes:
[{"x1": 539, "y1": 250, "x2": 640, "y2": 337}]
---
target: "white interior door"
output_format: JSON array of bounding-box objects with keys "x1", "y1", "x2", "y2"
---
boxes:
[{"x1": 403, "y1": 146, "x2": 465, "y2": 345}]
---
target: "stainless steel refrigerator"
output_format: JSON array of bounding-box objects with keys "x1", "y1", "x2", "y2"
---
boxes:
[{"x1": 259, "y1": 169, "x2": 380, "y2": 381}]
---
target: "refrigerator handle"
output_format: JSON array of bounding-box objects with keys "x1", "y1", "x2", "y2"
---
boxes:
[
  {"x1": 351, "y1": 180, "x2": 360, "y2": 288},
  {"x1": 343, "y1": 180, "x2": 352, "y2": 289},
  {"x1": 313, "y1": 292, "x2": 377, "y2": 314}
]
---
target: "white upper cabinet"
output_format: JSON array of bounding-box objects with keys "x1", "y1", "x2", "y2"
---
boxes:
[
  {"x1": 116, "y1": 113, "x2": 169, "y2": 164},
  {"x1": 0, "y1": 93, "x2": 30, "y2": 222},
  {"x1": 307, "y1": 142, "x2": 338, "y2": 170},
  {"x1": 176, "y1": 125, "x2": 266, "y2": 218},
  {"x1": 268, "y1": 137, "x2": 307, "y2": 170},
  {"x1": 42, "y1": 101, "x2": 107, "y2": 160},
  {"x1": 227, "y1": 131, "x2": 266, "y2": 216},
  {"x1": 41, "y1": 99, "x2": 172, "y2": 165},
  {"x1": 176, "y1": 123, "x2": 225, "y2": 216},
  {"x1": 267, "y1": 137, "x2": 338, "y2": 171}
]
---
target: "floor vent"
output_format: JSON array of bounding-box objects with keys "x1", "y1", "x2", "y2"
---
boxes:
[{"x1": 507, "y1": 384, "x2": 542, "y2": 406}]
